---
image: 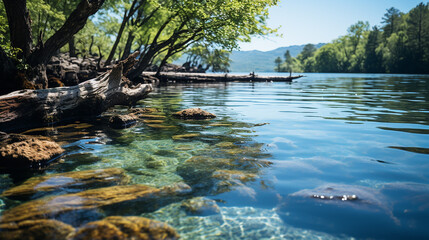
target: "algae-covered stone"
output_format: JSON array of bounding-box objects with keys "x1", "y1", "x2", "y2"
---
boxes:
[
  {"x1": 73, "y1": 216, "x2": 179, "y2": 240},
  {"x1": 145, "y1": 156, "x2": 178, "y2": 169},
  {"x1": 130, "y1": 107, "x2": 161, "y2": 115},
  {"x1": 181, "y1": 197, "x2": 220, "y2": 216},
  {"x1": 0, "y1": 219, "x2": 75, "y2": 240},
  {"x1": 172, "y1": 108, "x2": 216, "y2": 120},
  {"x1": 172, "y1": 133, "x2": 200, "y2": 140},
  {"x1": 145, "y1": 156, "x2": 168, "y2": 169},
  {"x1": 137, "y1": 114, "x2": 166, "y2": 119},
  {"x1": 0, "y1": 185, "x2": 160, "y2": 224},
  {"x1": 1, "y1": 168, "x2": 129, "y2": 199},
  {"x1": 109, "y1": 114, "x2": 137, "y2": 129},
  {"x1": 143, "y1": 119, "x2": 165, "y2": 124},
  {"x1": 212, "y1": 170, "x2": 257, "y2": 182},
  {"x1": 212, "y1": 170, "x2": 258, "y2": 194},
  {"x1": 209, "y1": 123, "x2": 232, "y2": 127},
  {"x1": 147, "y1": 124, "x2": 175, "y2": 129},
  {"x1": 0, "y1": 134, "x2": 64, "y2": 169},
  {"x1": 160, "y1": 182, "x2": 192, "y2": 196},
  {"x1": 215, "y1": 142, "x2": 235, "y2": 148},
  {"x1": 176, "y1": 156, "x2": 233, "y2": 188}
]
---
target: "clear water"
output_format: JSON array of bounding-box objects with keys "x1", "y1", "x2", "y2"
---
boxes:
[{"x1": 1, "y1": 73, "x2": 429, "y2": 239}]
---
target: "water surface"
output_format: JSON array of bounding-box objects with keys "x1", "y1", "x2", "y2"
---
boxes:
[{"x1": 1, "y1": 73, "x2": 428, "y2": 239}]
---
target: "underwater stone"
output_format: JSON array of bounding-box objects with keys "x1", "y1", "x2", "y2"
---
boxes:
[
  {"x1": 1, "y1": 168, "x2": 129, "y2": 199},
  {"x1": 0, "y1": 219, "x2": 75, "y2": 240},
  {"x1": 212, "y1": 170, "x2": 257, "y2": 183},
  {"x1": 109, "y1": 114, "x2": 137, "y2": 129},
  {"x1": 145, "y1": 156, "x2": 168, "y2": 169},
  {"x1": 181, "y1": 197, "x2": 220, "y2": 216},
  {"x1": 209, "y1": 123, "x2": 232, "y2": 127},
  {"x1": 215, "y1": 142, "x2": 235, "y2": 148},
  {"x1": 145, "y1": 155, "x2": 178, "y2": 169},
  {"x1": 172, "y1": 108, "x2": 216, "y2": 120},
  {"x1": 0, "y1": 185, "x2": 160, "y2": 224},
  {"x1": 0, "y1": 134, "x2": 64, "y2": 169},
  {"x1": 176, "y1": 156, "x2": 233, "y2": 186},
  {"x1": 143, "y1": 119, "x2": 165, "y2": 124},
  {"x1": 73, "y1": 216, "x2": 179, "y2": 240},
  {"x1": 211, "y1": 170, "x2": 258, "y2": 194},
  {"x1": 147, "y1": 124, "x2": 175, "y2": 129},
  {"x1": 130, "y1": 107, "x2": 161, "y2": 115},
  {"x1": 172, "y1": 133, "x2": 200, "y2": 140}
]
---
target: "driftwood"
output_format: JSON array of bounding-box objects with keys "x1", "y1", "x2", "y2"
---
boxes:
[
  {"x1": 0, "y1": 52, "x2": 152, "y2": 131},
  {"x1": 146, "y1": 72, "x2": 304, "y2": 83}
]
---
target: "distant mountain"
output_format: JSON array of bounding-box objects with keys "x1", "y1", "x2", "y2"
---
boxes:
[
  {"x1": 173, "y1": 43, "x2": 325, "y2": 73},
  {"x1": 229, "y1": 43, "x2": 325, "y2": 72}
]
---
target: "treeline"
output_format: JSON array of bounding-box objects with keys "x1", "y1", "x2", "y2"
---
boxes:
[
  {"x1": 0, "y1": 0, "x2": 278, "y2": 94},
  {"x1": 275, "y1": 2, "x2": 429, "y2": 74}
]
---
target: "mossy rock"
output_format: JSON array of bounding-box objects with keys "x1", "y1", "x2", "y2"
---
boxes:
[
  {"x1": 1, "y1": 168, "x2": 129, "y2": 200},
  {"x1": 0, "y1": 134, "x2": 64, "y2": 169},
  {"x1": 181, "y1": 197, "x2": 220, "y2": 216},
  {"x1": 73, "y1": 216, "x2": 179, "y2": 240},
  {"x1": 172, "y1": 108, "x2": 216, "y2": 120},
  {"x1": 172, "y1": 133, "x2": 200, "y2": 140},
  {"x1": 0, "y1": 219, "x2": 75, "y2": 240},
  {"x1": 0, "y1": 185, "x2": 160, "y2": 224}
]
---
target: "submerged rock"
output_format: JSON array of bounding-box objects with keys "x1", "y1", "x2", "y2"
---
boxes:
[
  {"x1": 109, "y1": 114, "x2": 137, "y2": 129},
  {"x1": 277, "y1": 184, "x2": 399, "y2": 239},
  {"x1": 172, "y1": 133, "x2": 200, "y2": 140},
  {"x1": 160, "y1": 182, "x2": 192, "y2": 196},
  {"x1": 73, "y1": 216, "x2": 179, "y2": 240},
  {"x1": 1, "y1": 168, "x2": 129, "y2": 199},
  {"x1": 0, "y1": 219, "x2": 75, "y2": 240},
  {"x1": 181, "y1": 197, "x2": 220, "y2": 216},
  {"x1": 0, "y1": 185, "x2": 160, "y2": 224},
  {"x1": 176, "y1": 156, "x2": 233, "y2": 187},
  {"x1": 0, "y1": 134, "x2": 64, "y2": 169},
  {"x1": 130, "y1": 107, "x2": 161, "y2": 115},
  {"x1": 211, "y1": 170, "x2": 258, "y2": 194},
  {"x1": 172, "y1": 108, "x2": 216, "y2": 120}
]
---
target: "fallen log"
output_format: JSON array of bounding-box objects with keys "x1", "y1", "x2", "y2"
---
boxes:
[
  {"x1": 0, "y1": 52, "x2": 153, "y2": 132},
  {"x1": 145, "y1": 72, "x2": 304, "y2": 83}
]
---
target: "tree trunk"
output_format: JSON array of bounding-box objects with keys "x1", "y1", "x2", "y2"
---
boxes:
[
  {"x1": 105, "y1": 0, "x2": 139, "y2": 65},
  {"x1": 0, "y1": 46, "x2": 18, "y2": 95},
  {"x1": 2, "y1": 0, "x2": 33, "y2": 58},
  {"x1": 105, "y1": 12, "x2": 129, "y2": 65},
  {"x1": 0, "y1": 52, "x2": 152, "y2": 132},
  {"x1": 68, "y1": 37, "x2": 77, "y2": 57},
  {"x1": 121, "y1": 32, "x2": 135, "y2": 60},
  {"x1": 89, "y1": 36, "x2": 94, "y2": 56}
]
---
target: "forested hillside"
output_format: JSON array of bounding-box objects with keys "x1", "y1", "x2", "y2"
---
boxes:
[{"x1": 275, "y1": 2, "x2": 429, "y2": 74}]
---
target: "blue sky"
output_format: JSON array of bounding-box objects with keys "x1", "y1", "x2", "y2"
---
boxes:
[{"x1": 239, "y1": 0, "x2": 426, "y2": 51}]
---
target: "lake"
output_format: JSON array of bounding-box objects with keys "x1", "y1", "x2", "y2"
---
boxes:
[{"x1": 1, "y1": 73, "x2": 428, "y2": 239}]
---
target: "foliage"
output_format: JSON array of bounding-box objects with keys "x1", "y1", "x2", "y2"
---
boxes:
[
  {"x1": 274, "y1": 2, "x2": 429, "y2": 74},
  {"x1": 1, "y1": 0, "x2": 278, "y2": 77}
]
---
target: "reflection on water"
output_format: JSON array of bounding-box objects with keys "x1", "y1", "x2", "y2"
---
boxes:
[{"x1": 1, "y1": 73, "x2": 429, "y2": 239}]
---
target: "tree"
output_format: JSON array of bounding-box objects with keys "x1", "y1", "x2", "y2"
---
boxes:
[
  {"x1": 382, "y1": 7, "x2": 402, "y2": 38},
  {"x1": 363, "y1": 26, "x2": 383, "y2": 73},
  {"x1": 314, "y1": 45, "x2": 340, "y2": 72},
  {"x1": 298, "y1": 44, "x2": 317, "y2": 61},
  {"x1": 274, "y1": 56, "x2": 282, "y2": 72},
  {"x1": 127, "y1": 0, "x2": 279, "y2": 80},
  {"x1": 283, "y1": 50, "x2": 293, "y2": 73},
  {"x1": 104, "y1": 0, "x2": 146, "y2": 65},
  {"x1": 406, "y1": 2, "x2": 429, "y2": 72},
  {"x1": 0, "y1": 0, "x2": 105, "y2": 94}
]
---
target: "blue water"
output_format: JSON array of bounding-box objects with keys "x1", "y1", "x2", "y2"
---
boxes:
[{"x1": 1, "y1": 73, "x2": 429, "y2": 239}]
